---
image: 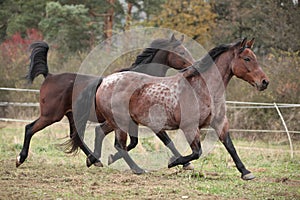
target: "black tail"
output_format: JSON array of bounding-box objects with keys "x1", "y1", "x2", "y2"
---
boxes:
[
  {"x1": 26, "y1": 41, "x2": 49, "y2": 84},
  {"x1": 63, "y1": 77, "x2": 103, "y2": 155}
]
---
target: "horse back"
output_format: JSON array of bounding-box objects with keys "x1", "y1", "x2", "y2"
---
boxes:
[{"x1": 39, "y1": 73, "x2": 98, "y2": 116}]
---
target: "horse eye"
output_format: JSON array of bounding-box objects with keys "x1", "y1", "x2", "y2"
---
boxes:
[
  {"x1": 179, "y1": 51, "x2": 185, "y2": 55},
  {"x1": 244, "y1": 57, "x2": 250, "y2": 62}
]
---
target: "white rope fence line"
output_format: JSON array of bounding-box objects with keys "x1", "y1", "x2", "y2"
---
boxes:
[
  {"x1": 1, "y1": 117, "x2": 299, "y2": 134},
  {"x1": 0, "y1": 87, "x2": 39, "y2": 93},
  {"x1": 1, "y1": 87, "x2": 300, "y2": 107},
  {"x1": 0, "y1": 102, "x2": 39, "y2": 107},
  {"x1": 0, "y1": 101, "x2": 300, "y2": 109}
]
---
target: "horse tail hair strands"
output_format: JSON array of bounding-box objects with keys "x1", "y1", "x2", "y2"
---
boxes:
[{"x1": 26, "y1": 41, "x2": 49, "y2": 84}]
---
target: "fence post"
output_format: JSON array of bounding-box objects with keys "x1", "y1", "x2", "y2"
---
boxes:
[{"x1": 273, "y1": 102, "x2": 294, "y2": 159}]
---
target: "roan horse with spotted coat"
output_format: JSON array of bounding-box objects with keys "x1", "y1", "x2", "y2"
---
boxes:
[{"x1": 74, "y1": 38, "x2": 269, "y2": 180}]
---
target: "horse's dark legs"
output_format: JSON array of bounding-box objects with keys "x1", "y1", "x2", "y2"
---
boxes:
[
  {"x1": 65, "y1": 112, "x2": 91, "y2": 156},
  {"x1": 108, "y1": 126, "x2": 194, "y2": 170},
  {"x1": 220, "y1": 132, "x2": 255, "y2": 180},
  {"x1": 213, "y1": 117, "x2": 254, "y2": 180},
  {"x1": 108, "y1": 121, "x2": 138, "y2": 165},
  {"x1": 114, "y1": 129, "x2": 145, "y2": 174},
  {"x1": 16, "y1": 118, "x2": 54, "y2": 167},
  {"x1": 64, "y1": 112, "x2": 101, "y2": 167},
  {"x1": 155, "y1": 131, "x2": 194, "y2": 169},
  {"x1": 87, "y1": 123, "x2": 114, "y2": 167},
  {"x1": 168, "y1": 128, "x2": 202, "y2": 168}
]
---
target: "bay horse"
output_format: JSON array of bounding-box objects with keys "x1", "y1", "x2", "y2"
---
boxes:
[
  {"x1": 16, "y1": 34, "x2": 195, "y2": 168},
  {"x1": 74, "y1": 38, "x2": 269, "y2": 179}
]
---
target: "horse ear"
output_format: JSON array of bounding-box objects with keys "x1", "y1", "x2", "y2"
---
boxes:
[
  {"x1": 180, "y1": 35, "x2": 184, "y2": 42},
  {"x1": 238, "y1": 37, "x2": 248, "y2": 53},
  {"x1": 247, "y1": 38, "x2": 255, "y2": 49},
  {"x1": 240, "y1": 37, "x2": 247, "y2": 48},
  {"x1": 170, "y1": 33, "x2": 176, "y2": 41}
]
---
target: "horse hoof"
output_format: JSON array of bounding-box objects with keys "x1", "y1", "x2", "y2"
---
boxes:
[
  {"x1": 94, "y1": 161, "x2": 104, "y2": 167},
  {"x1": 183, "y1": 163, "x2": 194, "y2": 170},
  {"x1": 86, "y1": 158, "x2": 93, "y2": 168},
  {"x1": 132, "y1": 168, "x2": 146, "y2": 175},
  {"x1": 16, "y1": 156, "x2": 22, "y2": 168},
  {"x1": 108, "y1": 154, "x2": 114, "y2": 165},
  {"x1": 242, "y1": 173, "x2": 255, "y2": 180},
  {"x1": 86, "y1": 154, "x2": 100, "y2": 168}
]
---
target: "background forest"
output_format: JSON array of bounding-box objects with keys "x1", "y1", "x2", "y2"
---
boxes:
[{"x1": 0, "y1": 0, "x2": 299, "y2": 139}]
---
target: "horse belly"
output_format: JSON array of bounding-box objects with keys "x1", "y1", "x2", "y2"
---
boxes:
[{"x1": 129, "y1": 84, "x2": 179, "y2": 131}]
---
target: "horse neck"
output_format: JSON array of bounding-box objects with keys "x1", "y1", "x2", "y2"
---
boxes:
[
  {"x1": 132, "y1": 50, "x2": 169, "y2": 77},
  {"x1": 213, "y1": 50, "x2": 234, "y2": 89},
  {"x1": 187, "y1": 50, "x2": 234, "y2": 99}
]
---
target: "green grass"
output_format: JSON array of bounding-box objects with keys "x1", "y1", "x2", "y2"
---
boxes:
[{"x1": 0, "y1": 122, "x2": 299, "y2": 199}]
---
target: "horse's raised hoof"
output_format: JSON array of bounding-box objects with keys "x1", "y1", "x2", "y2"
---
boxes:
[
  {"x1": 93, "y1": 161, "x2": 104, "y2": 167},
  {"x1": 16, "y1": 156, "x2": 22, "y2": 168},
  {"x1": 242, "y1": 173, "x2": 255, "y2": 180},
  {"x1": 183, "y1": 162, "x2": 194, "y2": 170},
  {"x1": 108, "y1": 154, "x2": 114, "y2": 165}
]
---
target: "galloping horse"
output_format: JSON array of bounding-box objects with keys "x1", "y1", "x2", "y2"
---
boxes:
[
  {"x1": 16, "y1": 34, "x2": 195, "y2": 168},
  {"x1": 74, "y1": 38, "x2": 269, "y2": 179}
]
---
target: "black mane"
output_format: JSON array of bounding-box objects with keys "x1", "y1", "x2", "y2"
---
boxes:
[
  {"x1": 117, "y1": 38, "x2": 182, "y2": 72},
  {"x1": 181, "y1": 40, "x2": 242, "y2": 76}
]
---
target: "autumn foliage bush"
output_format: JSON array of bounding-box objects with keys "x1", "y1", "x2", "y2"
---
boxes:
[{"x1": 0, "y1": 29, "x2": 43, "y2": 64}]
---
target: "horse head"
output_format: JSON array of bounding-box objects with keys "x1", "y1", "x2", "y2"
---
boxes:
[
  {"x1": 231, "y1": 38, "x2": 269, "y2": 91},
  {"x1": 166, "y1": 34, "x2": 195, "y2": 69}
]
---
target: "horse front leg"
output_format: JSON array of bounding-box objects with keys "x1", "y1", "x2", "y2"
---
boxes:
[
  {"x1": 114, "y1": 129, "x2": 145, "y2": 174},
  {"x1": 215, "y1": 118, "x2": 255, "y2": 180},
  {"x1": 168, "y1": 128, "x2": 202, "y2": 168}
]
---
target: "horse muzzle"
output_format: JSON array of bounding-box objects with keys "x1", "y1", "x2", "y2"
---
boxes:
[{"x1": 256, "y1": 79, "x2": 269, "y2": 91}]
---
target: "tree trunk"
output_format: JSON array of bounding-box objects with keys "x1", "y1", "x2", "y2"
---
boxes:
[
  {"x1": 125, "y1": 2, "x2": 133, "y2": 30},
  {"x1": 103, "y1": 0, "x2": 115, "y2": 40}
]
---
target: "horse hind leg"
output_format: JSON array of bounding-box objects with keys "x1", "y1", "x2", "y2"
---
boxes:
[
  {"x1": 114, "y1": 129, "x2": 145, "y2": 174},
  {"x1": 64, "y1": 111, "x2": 101, "y2": 168},
  {"x1": 16, "y1": 117, "x2": 53, "y2": 167},
  {"x1": 87, "y1": 123, "x2": 114, "y2": 167},
  {"x1": 108, "y1": 121, "x2": 138, "y2": 165}
]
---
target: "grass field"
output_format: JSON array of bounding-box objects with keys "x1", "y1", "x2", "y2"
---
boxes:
[{"x1": 0, "y1": 122, "x2": 299, "y2": 199}]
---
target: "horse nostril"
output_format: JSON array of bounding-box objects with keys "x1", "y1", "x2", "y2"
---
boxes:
[{"x1": 262, "y1": 79, "x2": 269, "y2": 87}]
